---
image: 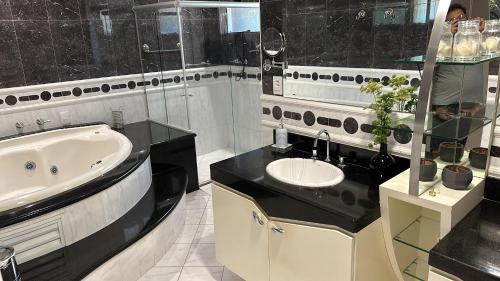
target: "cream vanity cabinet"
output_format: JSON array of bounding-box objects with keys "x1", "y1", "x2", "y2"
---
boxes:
[{"x1": 213, "y1": 183, "x2": 395, "y2": 281}]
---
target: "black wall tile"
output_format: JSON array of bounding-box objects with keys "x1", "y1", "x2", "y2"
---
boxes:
[
  {"x1": 0, "y1": 0, "x2": 12, "y2": 20},
  {"x1": 0, "y1": 21, "x2": 25, "y2": 88},
  {"x1": 112, "y1": 19, "x2": 141, "y2": 75},
  {"x1": 305, "y1": 11, "x2": 327, "y2": 65},
  {"x1": 286, "y1": 0, "x2": 326, "y2": 15},
  {"x1": 347, "y1": 8, "x2": 374, "y2": 67},
  {"x1": 284, "y1": 13, "x2": 306, "y2": 65},
  {"x1": 108, "y1": 0, "x2": 134, "y2": 20},
  {"x1": 50, "y1": 20, "x2": 90, "y2": 81},
  {"x1": 14, "y1": 20, "x2": 59, "y2": 84},
  {"x1": 324, "y1": 9, "x2": 349, "y2": 66},
  {"x1": 80, "y1": 0, "x2": 109, "y2": 20},
  {"x1": 82, "y1": 19, "x2": 118, "y2": 78},
  {"x1": 11, "y1": 0, "x2": 48, "y2": 20},
  {"x1": 326, "y1": 0, "x2": 348, "y2": 10},
  {"x1": 47, "y1": 0, "x2": 81, "y2": 20}
]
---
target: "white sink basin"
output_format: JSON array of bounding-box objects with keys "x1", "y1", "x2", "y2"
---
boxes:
[{"x1": 265, "y1": 158, "x2": 345, "y2": 188}]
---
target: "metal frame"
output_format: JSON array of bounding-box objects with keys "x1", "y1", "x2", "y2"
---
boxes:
[
  {"x1": 408, "y1": 0, "x2": 451, "y2": 196},
  {"x1": 132, "y1": 1, "x2": 259, "y2": 12}
]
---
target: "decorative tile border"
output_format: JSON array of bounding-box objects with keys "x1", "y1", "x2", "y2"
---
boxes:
[{"x1": 0, "y1": 66, "x2": 262, "y2": 110}]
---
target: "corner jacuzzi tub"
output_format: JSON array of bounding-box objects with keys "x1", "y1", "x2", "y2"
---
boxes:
[{"x1": 0, "y1": 124, "x2": 132, "y2": 213}]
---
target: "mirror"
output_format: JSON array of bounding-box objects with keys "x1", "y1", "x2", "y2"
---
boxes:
[{"x1": 262, "y1": 27, "x2": 285, "y2": 57}]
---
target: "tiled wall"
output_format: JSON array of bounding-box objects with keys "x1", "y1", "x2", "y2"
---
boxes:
[{"x1": 0, "y1": 0, "x2": 150, "y2": 89}]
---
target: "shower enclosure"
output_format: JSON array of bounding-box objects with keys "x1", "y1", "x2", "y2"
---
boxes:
[{"x1": 132, "y1": 1, "x2": 263, "y2": 184}]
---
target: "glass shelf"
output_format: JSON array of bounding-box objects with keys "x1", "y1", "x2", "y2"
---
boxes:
[
  {"x1": 394, "y1": 216, "x2": 440, "y2": 253},
  {"x1": 384, "y1": 113, "x2": 497, "y2": 142},
  {"x1": 394, "y1": 54, "x2": 500, "y2": 65},
  {"x1": 403, "y1": 258, "x2": 429, "y2": 281}
]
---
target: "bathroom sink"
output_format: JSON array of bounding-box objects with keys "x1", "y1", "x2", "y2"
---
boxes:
[{"x1": 265, "y1": 158, "x2": 345, "y2": 188}]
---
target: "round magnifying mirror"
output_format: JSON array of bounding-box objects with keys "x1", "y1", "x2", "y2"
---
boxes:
[{"x1": 262, "y1": 27, "x2": 285, "y2": 57}]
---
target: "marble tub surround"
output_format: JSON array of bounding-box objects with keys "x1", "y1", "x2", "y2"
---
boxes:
[
  {"x1": 429, "y1": 198, "x2": 500, "y2": 281},
  {"x1": 0, "y1": 156, "x2": 151, "y2": 263},
  {"x1": 20, "y1": 179, "x2": 186, "y2": 281},
  {"x1": 210, "y1": 142, "x2": 409, "y2": 233}
]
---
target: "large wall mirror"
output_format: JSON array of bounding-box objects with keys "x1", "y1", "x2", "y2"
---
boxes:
[{"x1": 279, "y1": 0, "x2": 498, "y2": 114}]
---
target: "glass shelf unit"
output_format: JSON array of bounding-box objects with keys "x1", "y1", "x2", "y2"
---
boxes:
[
  {"x1": 394, "y1": 216, "x2": 440, "y2": 253},
  {"x1": 394, "y1": 54, "x2": 500, "y2": 65},
  {"x1": 383, "y1": 113, "x2": 497, "y2": 142},
  {"x1": 403, "y1": 258, "x2": 429, "y2": 281}
]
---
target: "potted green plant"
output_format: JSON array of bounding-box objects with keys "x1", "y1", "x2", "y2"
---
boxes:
[{"x1": 360, "y1": 75, "x2": 417, "y2": 171}]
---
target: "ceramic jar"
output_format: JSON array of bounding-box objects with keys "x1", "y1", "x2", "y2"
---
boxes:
[
  {"x1": 469, "y1": 147, "x2": 489, "y2": 169},
  {"x1": 442, "y1": 165, "x2": 473, "y2": 190},
  {"x1": 439, "y1": 142, "x2": 465, "y2": 163},
  {"x1": 420, "y1": 159, "x2": 437, "y2": 182}
]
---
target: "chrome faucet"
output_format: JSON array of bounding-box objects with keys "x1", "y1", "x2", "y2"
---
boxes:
[
  {"x1": 15, "y1": 121, "x2": 25, "y2": 134},
  {"x1": 36, "y1": 118, "x2": 51, "y2": 130},
  {"x1": 312, "y1": 129, "x2": 331, "y2": 162}
]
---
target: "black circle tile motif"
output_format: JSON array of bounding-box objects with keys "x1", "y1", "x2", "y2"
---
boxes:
[
  {"x1": 213, "y1": 72, "x2": 219, "y2": 79},
  {"x1": 360, "y1": 124, "x2": 373, "y2": 133},
  {"x1": 5, "y1": 95, "x2": 17, "y2": 106},
  {"x1": 174, "y1": 76, "x2": 181, "y2": 83},
  {"x1": 242, "y1": 72, "x2": 247, "y2": 79},
  {"x1": 410, "y1": 78, "x2": 421, "y2": 88},
  {"x1": 293, "y1": 71, "x2": 299, "y2": 79},
  {"x1": 72, "y1": 87, "x2": 82, "y2": 97},
  {"x1": 41, "y1": 91, "x2": 51, "y2": 101},
  {"x1": 101, "y1": 84, "x2": 110, "y2": 93},
  {"x1": 489, "y1": 87, "x2": 497, "y2": 93},
  {"x1": 272, "y1": 106, "x2": 282, "y2": 120},
  {"x1": 332, "y1": 74, "x2": 339, "y2": 82},
  {"x1": 152, "y1": 78, "x2": 159, "y2": 86},
  {"x1": 312, "y1": 73, "x2": 318, "y2": 81},
  {"x1": 0, "y1": 99, "x2": 3, "y2": 105},
  {"x1": 355, "y1": 75, "x2": 363, "y2": 84},
  {"x1": 303, "y1": 111, "x2": 315, "y2": 126},
  {"x1": 343, "y1": 117, "x2": 358, "y2": 134},
  {"x1": 382, "y1": 76, "x2": 390, "y2": 86},
  {"x1": 195, "y1": 74, "x2": 201, "y2": 81},
  {"x1": 257, "y1": 73, "x2": 262, "y2": 81},
  {"x1": 128, "y1": 81, "x2": 136, "y2": 89},
  {"x1": 228, "y1": 71, "x2": 233, "y2": 78},
  {"x1": 393, "y1": 124, "x2": 413, "y2": 144}
]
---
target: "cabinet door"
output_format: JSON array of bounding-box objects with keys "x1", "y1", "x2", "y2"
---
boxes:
[
  {"x1": 212, "y1": 184, "x2": 270, "y2": 281},
  {"x1": 268, "y1": 221, "x2": 354, "y2": 281}
]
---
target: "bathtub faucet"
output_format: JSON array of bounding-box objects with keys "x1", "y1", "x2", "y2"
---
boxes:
[
  {"x1": 36, "y1": 118, "x2": 51, "y2": 130},
  {"x1": 0, "y1": 246, "x2": 21, "y2": 281},
  {"x1": 15, "y1": 121, "x2": 25, "y2": 134}
]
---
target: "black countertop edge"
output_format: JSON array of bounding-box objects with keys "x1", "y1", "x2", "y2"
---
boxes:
[
  {"x1": 0, "y1": 121, "x2": 195, "y2": 228},
  {"x1": 210, "y1": 141, "x2": 409, "y2": 233},
  {"x1": 429, "y1": 198, "x2": 500, "y2": 281}
]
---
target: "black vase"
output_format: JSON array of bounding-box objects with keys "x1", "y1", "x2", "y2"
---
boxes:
[{"x1": 369, "y1": 143, "x2": 396, "y2": 171}]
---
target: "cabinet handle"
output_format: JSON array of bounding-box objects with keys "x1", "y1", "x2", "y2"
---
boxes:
[
  {"x1": 271, "y1": 225, "x2": 285, "y2": 234},
  {"x1": 252, "y1": 211, "x2": 265, "y2": 226}
]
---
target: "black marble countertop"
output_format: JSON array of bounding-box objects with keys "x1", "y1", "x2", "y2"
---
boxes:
[
  {"x1": 0, "y1": 121, "x2": 195, "y2": 228},
  {"x1": 430, "y1": 197, "x2": 500, "y2": 281},
  {"x1": 210, "y1": 143, "x2": 409, "y2": 233}
]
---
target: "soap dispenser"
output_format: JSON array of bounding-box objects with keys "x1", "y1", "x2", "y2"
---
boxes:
[{"x1": 272, "y1": 119, "x2": 292, "y2": 153}]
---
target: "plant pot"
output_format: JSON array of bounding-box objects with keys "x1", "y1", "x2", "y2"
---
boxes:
[
  {"x1": 420, "y1": 159, "x2": 437, "y2": 182},
  {"x1": 439, "y1": 142, "x2": 464, "y2": 163},
  {"x1": 441, "y1": 165, "x2": 473, "y2": 190},
  {"x1": 469, "y1": 147, "x2": 488, "y2": 169},
  {"x1": 369, "y1": 143, "x2": 396, "y2": 171}
]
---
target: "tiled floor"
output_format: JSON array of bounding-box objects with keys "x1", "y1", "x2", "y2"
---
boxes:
[
  {"x1": 197, "y1": 149, "x2": 235, "y2": 185},
  {"x1": 138, "y1": 184, "x2": 245, "y2": 281}
]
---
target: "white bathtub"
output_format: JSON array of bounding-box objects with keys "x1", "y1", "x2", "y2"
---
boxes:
[{"x1": 0, "y1": 124, "x2": 132, "y2": 213}]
